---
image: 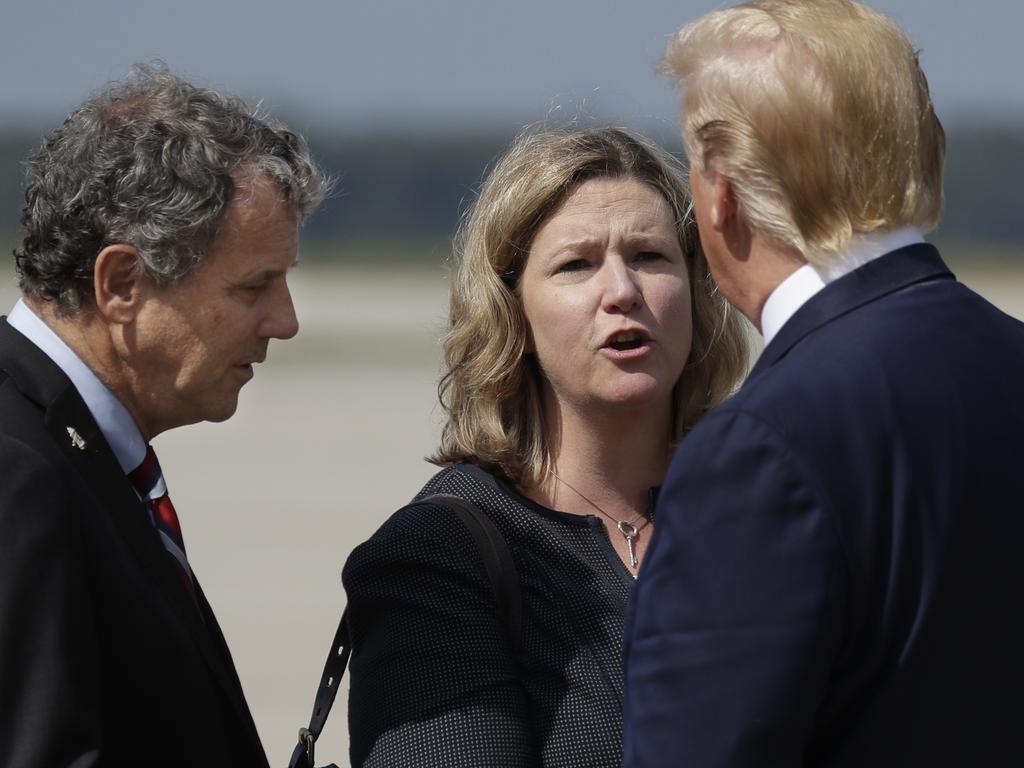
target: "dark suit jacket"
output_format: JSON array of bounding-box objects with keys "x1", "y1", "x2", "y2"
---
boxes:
[
  {"x1": 0, "y1": 318, "x2": 269, "y2": 768},
  {"x1": 623, "y1": 244, "x2": 1024, "y2": 767}
]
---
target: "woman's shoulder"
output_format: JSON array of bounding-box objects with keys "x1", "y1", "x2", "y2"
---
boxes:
[
  {"x1": 342, "y1": 464, "x2": 515, "y2": 583},
  {"x1": 383, "y1": 463, "x2": 531, "y2": 533},
  {"x1": 414, "y1": 462, "x2": 512, "y2": 501},
  {"x1": 374, "y1": 462, "x2": 508, "y2": 527}
]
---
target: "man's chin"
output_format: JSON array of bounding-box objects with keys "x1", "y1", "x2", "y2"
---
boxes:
[
  {"x1": 149, "y1": 386, "x2": 245, "y2": 434},
  {"x1": 190, "y1": 392, "x2": 243, "y2": 427},
  {"x1": 206, "y1": 397, "x2": 242, "y2": 424}
]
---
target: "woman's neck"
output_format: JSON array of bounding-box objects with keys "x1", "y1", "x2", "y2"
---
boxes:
[{"x1": 532, "y1": 397, "x2": 672, "y2": 518}]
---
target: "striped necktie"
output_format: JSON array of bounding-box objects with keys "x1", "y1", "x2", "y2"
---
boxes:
[{"x1": 128, "y1": 445, "x2": 197, "y2": 605}]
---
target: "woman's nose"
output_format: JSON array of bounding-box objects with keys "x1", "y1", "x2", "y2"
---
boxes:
[{"x1": 601, "y1": 259, "x2": 643, "y2": 313}]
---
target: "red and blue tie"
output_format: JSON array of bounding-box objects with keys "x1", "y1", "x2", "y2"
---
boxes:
[{"x1": 128, "y1": 446, "x2": 197, "y2": 606}]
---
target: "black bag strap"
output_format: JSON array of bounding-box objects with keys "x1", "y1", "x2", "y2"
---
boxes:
[
  {"x1": 287, "y1": 609, "x2": 350, "y2": 768},
  {"x1": 287, "y1": 493, "x2": 521, "y2": 768},
  {"x1": 430, "y1": 493, "x2": 522, "y2": 653}
]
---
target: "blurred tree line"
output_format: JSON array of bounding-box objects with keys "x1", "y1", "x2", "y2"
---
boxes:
[{"x1": 2, "y1": 124, "x2": 1021, "y2": 266}]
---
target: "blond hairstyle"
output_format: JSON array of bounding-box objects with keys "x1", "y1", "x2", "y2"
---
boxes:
[
  {"x1": 430, "y1": 126, "x2": 749, "y2": 488},
  {"x1": 663, "y1": 0, "x2": 946, "y2": 265}
]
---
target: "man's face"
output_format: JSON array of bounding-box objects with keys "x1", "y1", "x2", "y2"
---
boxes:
[
  {"x1": 688, "y1": 163, "x2": 738, "y2": 306},
  {"x1": 125, "y1": 178, "x2": 300, "y2": 438},
  {"x1": 688, "y1": 165, "x2": 720, "y2": 270}
]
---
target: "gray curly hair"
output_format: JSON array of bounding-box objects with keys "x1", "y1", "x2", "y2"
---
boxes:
[{"x1": 14, "y1": 63, "x2": 330, "y2": 314}]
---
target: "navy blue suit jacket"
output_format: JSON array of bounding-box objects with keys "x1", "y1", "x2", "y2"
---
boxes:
[{"x1": 623, "y1": 244, "x2": 1024, "y2": 767}]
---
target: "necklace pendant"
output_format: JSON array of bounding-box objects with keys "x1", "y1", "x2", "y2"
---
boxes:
[{"x1": 618, "y1": 520, "x2": 639, "y2": 569}]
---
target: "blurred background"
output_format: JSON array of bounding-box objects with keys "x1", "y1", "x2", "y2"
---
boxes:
[{"x1": 1, "y1": 1, "x2": 1021, "y2": 764}]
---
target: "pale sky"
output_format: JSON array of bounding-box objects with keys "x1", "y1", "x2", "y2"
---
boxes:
[{"x1": 2, "y1": 0, "x2": 1020, "y2": 131}]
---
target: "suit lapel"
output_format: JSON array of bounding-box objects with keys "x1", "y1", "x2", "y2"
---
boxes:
[
  {"x1": 748, "y1": 243, "x2": 954, "y2": 380},
  {"x1": 1, "y1": 319, "x2": 263, "y2": 754}
]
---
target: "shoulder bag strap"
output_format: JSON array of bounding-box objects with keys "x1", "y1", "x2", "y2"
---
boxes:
[
  {"x1": 287, "y1": 493, "x2": 521, "y2": 768},
  {"x1": 426, "y1": 493, "x2": 522, "y2": 653}
]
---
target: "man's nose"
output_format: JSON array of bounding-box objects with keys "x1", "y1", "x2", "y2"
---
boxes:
[{"x1": 262, "y1": 281, "x2": 300, "y2": 340}]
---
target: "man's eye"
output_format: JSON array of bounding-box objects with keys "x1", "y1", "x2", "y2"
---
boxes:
[{"x1": 236, "y1": 284, "x2": 267, "y2": 300}]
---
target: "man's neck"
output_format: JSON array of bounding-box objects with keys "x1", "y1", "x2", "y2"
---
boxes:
[
  {"x1": 760, "y1": 265, "x2": 825, "y2": 345},
  {"x1": 27, "y1": 297, "x2": 109, "y2": 378},
  {"x1": 732, "y1": 236, "x2": 807, "y2": 332}
]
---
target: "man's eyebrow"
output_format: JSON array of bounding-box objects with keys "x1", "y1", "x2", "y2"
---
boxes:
[
  {"x1": 240, "y1": 258, "x2": 300, "y2": 283},
  {"x1": 249, "y1": 270, "x2": 283, "y2": 283}
]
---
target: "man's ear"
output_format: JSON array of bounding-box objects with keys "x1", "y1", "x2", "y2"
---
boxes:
[
  {"x1": 708, "y1": 172, "x2": 737, "y2": 232},
  {"x1": 93, "y1": 244, "x2": 144, "y2": 323}
]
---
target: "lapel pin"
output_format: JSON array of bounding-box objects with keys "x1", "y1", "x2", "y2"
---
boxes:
[{"x1": 66, "y1": 426, "x2": 87, "y2": 451}]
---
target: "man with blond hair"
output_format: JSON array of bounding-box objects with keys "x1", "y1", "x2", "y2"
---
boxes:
[{"x1": 624, "y1": 1, "x2": 1024, "y2": 765}]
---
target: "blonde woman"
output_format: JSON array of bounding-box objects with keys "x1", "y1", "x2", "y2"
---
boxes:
[{"x1": 341, "y1": 126, "x2": 748, "y2": 767}]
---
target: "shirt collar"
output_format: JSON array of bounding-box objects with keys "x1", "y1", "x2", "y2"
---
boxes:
[
  {"x1": 761, "y1": 265, "x2": 826, "y2": 346},
  {"x1": 812, "y1": 226, "x2": 927, "y2": 283},
  {"x1": 8, "y1": 299, "x2": 147, "y2": 473},
  {"x1": 760, "y1": 226, "x2": 926, "y2": 345}
]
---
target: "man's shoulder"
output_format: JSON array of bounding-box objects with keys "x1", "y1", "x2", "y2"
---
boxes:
[
  {"x1": 0, "y1": 357, "x2": 93, "y2": 528},
  {"x1": 0, "y1": 316, "x2": 75, "y2": 411},
  {"x1": 679, "y1": 304, "x2": 910, "y2": 471},
  {"x1": 0, "y1": 429, "x2": 78, "y2": 542},
  {"x1": 0, "y1": 367, "x2": 51, "y2": 450},
  {"x1": 683, "y1": 271, "x2": 1024, "y2": 474}
]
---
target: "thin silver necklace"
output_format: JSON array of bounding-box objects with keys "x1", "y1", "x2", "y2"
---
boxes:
[{"x1": 548, "y1": 469, "x2": 650, "y2": 569}]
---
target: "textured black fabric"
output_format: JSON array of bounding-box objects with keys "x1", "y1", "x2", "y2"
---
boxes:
[
  {"x1": 343, "y1": 463, "x2": 638, "y2": 767},
  {"x1": 0, "y1": 318, "x2": 269, "y2": 768}
]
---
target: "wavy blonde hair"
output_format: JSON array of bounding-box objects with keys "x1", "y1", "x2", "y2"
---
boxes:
[
  {"x1": 663, "y1": 0, "x2": 945, "y2": 265},
  {"x1": 430, "y1": 126, "x2": 749, "y2": 488}
]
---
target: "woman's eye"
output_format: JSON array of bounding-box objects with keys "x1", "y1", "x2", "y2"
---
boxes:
[
  {"x1": 556, "y1": 259, "x2": 589, "y2": 273},
  {"x1": 635, "y1": 251, "x2": 664, "y2": 263}
]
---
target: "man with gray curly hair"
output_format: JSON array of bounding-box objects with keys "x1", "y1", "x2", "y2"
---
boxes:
[{"x1": 0, "y1": 66, "x2": 327, "y2": 767}]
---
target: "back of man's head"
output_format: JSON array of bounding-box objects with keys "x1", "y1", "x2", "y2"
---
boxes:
[
  {"x1": 14, "y1": 63, "x2": 328, "y2": 316},
  {"x1": 663, "y1": 0, "x2": 945, "y2": 266}
]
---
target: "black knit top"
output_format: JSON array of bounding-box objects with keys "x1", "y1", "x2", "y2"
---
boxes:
[{"x1": 342, "y1": 463, "x2": 642, "y2": 767}]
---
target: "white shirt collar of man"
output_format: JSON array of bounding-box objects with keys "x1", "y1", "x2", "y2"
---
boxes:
[
  {"x1": 7, "y1": 299, "x2": 146, "y2": 473},
  {"x1": 760, "y1": 226, "x2": 925, "y2": 346}
]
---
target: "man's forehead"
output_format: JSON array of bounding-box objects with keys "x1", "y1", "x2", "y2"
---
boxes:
[{"x1": 225, "y1": 175, "x2": 294, "y2": 222}]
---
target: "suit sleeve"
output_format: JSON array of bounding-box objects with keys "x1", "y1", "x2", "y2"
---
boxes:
[
  {"x1": 0, "y1": 435, "x2": 102, "y2": 768},
  {"x1": 341, "y1": 501, "x2": 538, "y2": 768},
  {"x1": 623, "y1": 410, "x2": 847, "y2": 768}
]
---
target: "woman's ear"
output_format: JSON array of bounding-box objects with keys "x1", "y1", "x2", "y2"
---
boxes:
[{"x1": 523, "y1": 322, "x2": 536, "y2": 355}]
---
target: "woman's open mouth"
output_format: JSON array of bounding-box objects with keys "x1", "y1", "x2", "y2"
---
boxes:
[{"x1": 608, "y1": 331, "x2": 645, "y2": 351}]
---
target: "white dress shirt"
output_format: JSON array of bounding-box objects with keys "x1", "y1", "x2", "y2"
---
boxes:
[
  {"x1": 760, "y1": 227, "x2": 925, "y2": 346},
  {"x1": 7, "y1": 299, "x2": 146, "y2": 473}
]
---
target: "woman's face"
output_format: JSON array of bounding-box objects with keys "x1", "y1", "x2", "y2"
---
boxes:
[{"x1": 519, "y1": 176, "x2": 693, "y2": 416}]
